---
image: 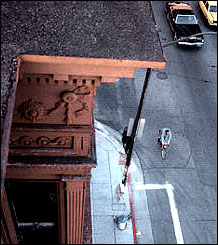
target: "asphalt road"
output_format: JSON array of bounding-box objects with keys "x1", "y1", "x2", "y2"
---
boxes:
[{"x1": 94, "y1": 1, "x2": 217, "y2": 244}]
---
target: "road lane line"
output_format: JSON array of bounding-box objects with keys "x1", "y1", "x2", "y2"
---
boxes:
[
  {"x1": 166, "y1": 184, "x2": 184, "y2": 244},
  {"x1": 135, "y1": 183, "x2": 184, "y2": 244},
  {"x1": 136, "y1": 184, "x2": 168, "y2": 190}
]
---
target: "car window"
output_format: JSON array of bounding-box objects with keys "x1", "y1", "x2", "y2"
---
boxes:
[
  {"x1": 175, "y1": 15, "x2": 198, "y2": 25},
  {"x1": 209, "y1": 5, "x2": 217, "y2": 12}
]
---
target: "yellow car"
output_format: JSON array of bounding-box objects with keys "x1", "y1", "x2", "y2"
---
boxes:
[{"x1": 199, "y1": 1, "x2": 217, "y2": 26}]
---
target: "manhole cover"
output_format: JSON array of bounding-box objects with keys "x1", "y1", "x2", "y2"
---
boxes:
[{"x1": 157, "y1": 71, "x2": 168, "y2": 80}]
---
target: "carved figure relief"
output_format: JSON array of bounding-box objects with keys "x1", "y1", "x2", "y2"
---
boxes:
[
  {"x1": 16, "y1": 85, "x2": 91, "y2": 125},
  {"x1": 47, "y1": 85, "x2": 91, "y2": 125},
  {"x1": 18, "y1": 98, "x2": 46, "y2": 122}
]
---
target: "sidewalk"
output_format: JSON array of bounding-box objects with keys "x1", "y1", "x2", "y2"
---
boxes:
[{"x1": 90, "y1": 120, "x2": 154, "y2": 244}]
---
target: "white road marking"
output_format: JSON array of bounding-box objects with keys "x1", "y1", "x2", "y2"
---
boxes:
[
  {"x1": 135, "y1": 183, "x2": 184, "y2": 244},
  {"x1": 166, "y1": 184, "x2": 184, "y2": 244},
  {"x1": 136, "y1": 184, "x2": 168, "y2": 190}
]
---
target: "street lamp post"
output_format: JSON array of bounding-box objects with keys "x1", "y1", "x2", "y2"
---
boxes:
[{"x1": 121, "y1": 68, "x2": 152, "y2": 187}]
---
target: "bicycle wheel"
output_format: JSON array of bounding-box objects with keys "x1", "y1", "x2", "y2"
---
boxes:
[{"x1": 161, "y1": 147, "x2": 167, "y2": 160}]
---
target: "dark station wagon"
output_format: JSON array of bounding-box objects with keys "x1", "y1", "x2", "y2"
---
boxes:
[{"x1": 166, "y1": 1, "x2": 204, "y2": 47}]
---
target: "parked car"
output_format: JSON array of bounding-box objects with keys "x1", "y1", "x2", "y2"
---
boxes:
[
  {"x1": 199, "y1": 1, "x2": 217, "y2": 26},
  {"x1": 165, "y1": 1, "x2": 204, "y2": 47}
]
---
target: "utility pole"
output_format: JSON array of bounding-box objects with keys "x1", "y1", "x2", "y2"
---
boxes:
[{"x1": 122, "y1": 68, "x2": 152, "y2": 186}]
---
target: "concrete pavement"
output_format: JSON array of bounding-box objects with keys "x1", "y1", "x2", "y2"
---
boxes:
[{"x1": 91, "y1": 120, "x2": 154, "y2": 244}]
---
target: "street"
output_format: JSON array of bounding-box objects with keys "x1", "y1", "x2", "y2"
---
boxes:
[{"x1": 94, "y1": 1, "x2": 217, "y2": 244}]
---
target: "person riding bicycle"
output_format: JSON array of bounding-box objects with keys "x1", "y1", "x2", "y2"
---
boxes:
[{"x1": 158, "y1": 128, "x2": 172, "y2": 147}]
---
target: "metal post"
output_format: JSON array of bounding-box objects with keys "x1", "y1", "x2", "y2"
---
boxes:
[{"x1": 122, "y1": 68, "x2": 152, "y2": 186}]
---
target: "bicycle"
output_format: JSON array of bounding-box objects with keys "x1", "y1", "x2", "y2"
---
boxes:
[
  {"x1": 161, "y1": 143, "x2": 170, "y2": 160},
  {"x1": 158, "y1": 129, "x2": 171, "y2": 160}
]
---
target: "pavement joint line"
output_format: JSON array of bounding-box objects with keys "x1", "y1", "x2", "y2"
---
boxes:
[{"x1": 135, "y1": 183, "x2": 184, "y2": 244}]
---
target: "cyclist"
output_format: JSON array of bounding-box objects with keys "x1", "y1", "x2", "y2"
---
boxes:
[{"x1": 158, "y1": 128, "x2": 172, "y2": 147}]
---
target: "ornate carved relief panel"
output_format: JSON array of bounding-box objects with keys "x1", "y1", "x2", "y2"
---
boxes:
[
  {"x1": 9, "y1": 127, "x2": 91, "y2": 156},
  {"x1": 13, "y1": 74, "x2": 100, "y2": 126},
  {"x1": 10, "y1": 72, "x2": 100, "y2": 156}
]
